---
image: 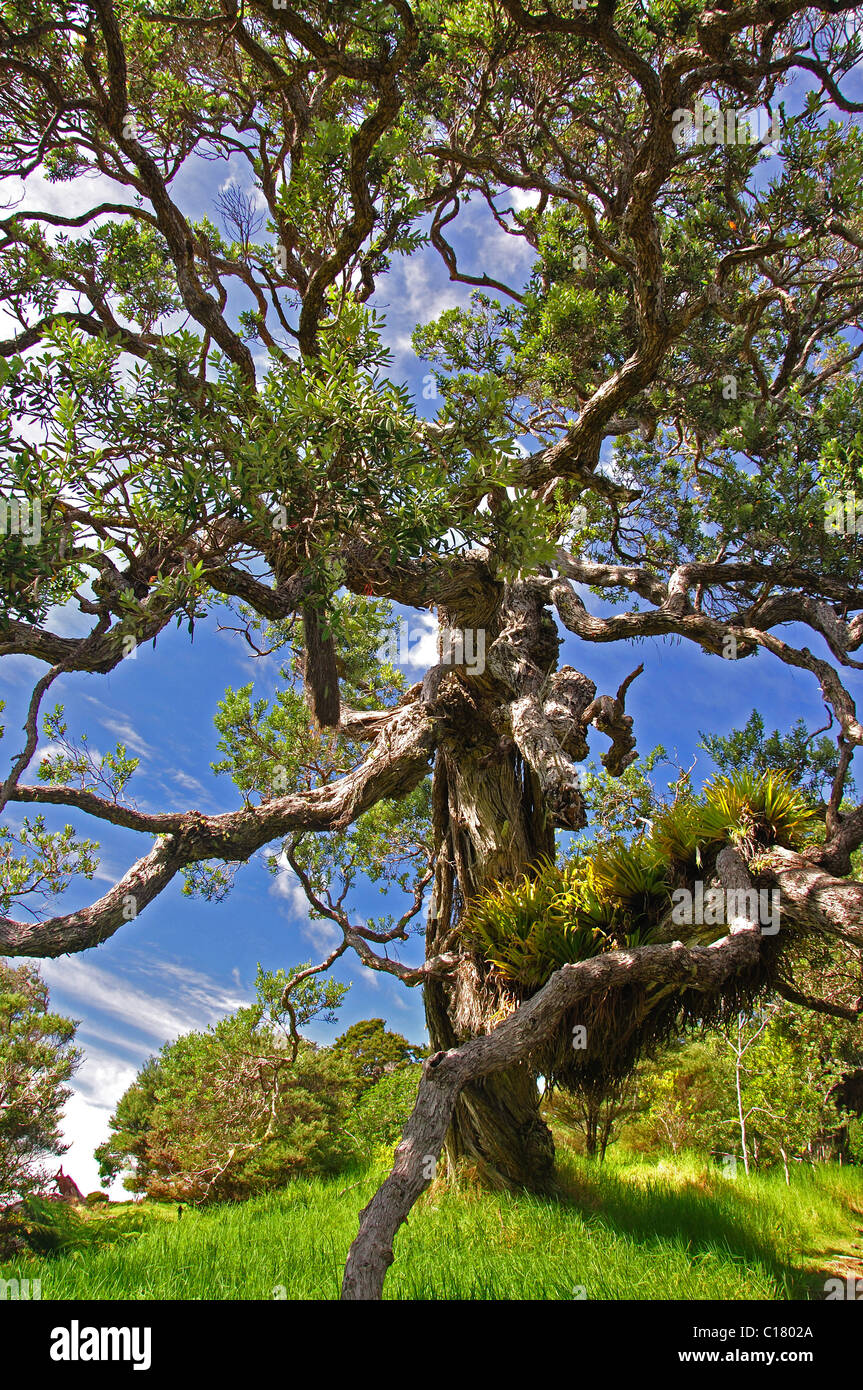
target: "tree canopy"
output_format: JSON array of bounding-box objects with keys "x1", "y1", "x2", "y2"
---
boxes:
[{"x1": 332, "y1": 1018, "x2": 426, "y2": 1081}]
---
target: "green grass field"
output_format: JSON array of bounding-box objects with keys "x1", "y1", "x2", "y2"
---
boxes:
[{"x1": 4, "y1": 1148, "x2": 863, "y2": 1301}]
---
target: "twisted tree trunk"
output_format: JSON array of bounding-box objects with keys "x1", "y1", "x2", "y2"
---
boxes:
[{"x1": 422, "y1": 740, "x2": 558, "y2": 1188}]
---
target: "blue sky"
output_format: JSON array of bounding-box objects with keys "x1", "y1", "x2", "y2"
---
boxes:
[{"x1": 1, "y1": 83, "x2": 861, "y2": 1193}]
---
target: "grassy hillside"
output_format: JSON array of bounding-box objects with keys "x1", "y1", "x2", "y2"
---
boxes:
[{"x1": 4, "y1": 1146, "x2": 863, "y2": 1301}]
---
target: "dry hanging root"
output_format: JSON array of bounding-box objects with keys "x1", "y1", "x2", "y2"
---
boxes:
[{"x1": 301, "y1": 603, "x2": 341, "y2": 728}]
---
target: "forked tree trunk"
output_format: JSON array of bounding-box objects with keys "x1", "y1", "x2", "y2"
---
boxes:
[{"x1": 583, "y1": 1100, "x2": 602, "y2": 1159}]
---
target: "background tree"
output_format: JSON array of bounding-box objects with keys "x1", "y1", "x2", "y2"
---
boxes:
[
  {"x1": 0, "y1": 0, "x2": 862, "y2": 1294},
  {"x1": 623, "y1": 1037, "x2": 734, "y2": 1158},
  {"x1": 739, "y1": 999, "x2": 860, "y2": 1175},
  {"x1": 0, "y1": 958, "x2": 80, "y2": 1203},
  {"x1": 351, "y1": 1065, "x2": 425, "y2": 1157},
  {"x1": 700, "y1": 710, "x2": 856, "y2": 813},
  {"x1": 97, "y1": 966, "x2": 356, "y2": 1202},
  {"x1": 332, "y1": 1019, "x2": 426, "y2": 1085},
  {"x1": 544, "y1": 1071, "x2": 639, "y2": 1160},
  {"x1": 620, "y1": 999, "x2": 861, "y2": 1175},
  {"x1": 94, "y1": 1056, "x2": 161, "y2": 1198}
]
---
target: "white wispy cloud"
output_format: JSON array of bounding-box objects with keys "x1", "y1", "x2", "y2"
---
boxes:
[
  {"x1": 166, "y1": 768, "x2": 212, "y2": 799},
  {"x1": 42, "y1": 601, "x2": 96, "y2": 640},
  {"x1": 97, "y1": 715, "x2": 156, "y2": 759},
  {"x1": 76, "y1": 1019, "x2": 155, "y2": 1062},
  {"x1": 36, "y1": 739, "x2": 85, "y2": 765},
  {"x1": 0, "y1": 654, "x2": 43, "y2": 686},
  {"x1": 301, "y1": 918, "x2": 342, "y2": 952},
  {"x1": 39, "y1": 955, "x2": 246, "y2": 1045},
  {"x1": 77, "y1": 695, "x2": 158, "y2": 761},
  {"x1": 53, "y1": 1045, "x2": 144, "y2": 1198},
  {"x1": 4, "y1": 167, "x2": 126, "y2": 223},
  {"x1": 128, "y1": 955, "x2": 250, "y2": 1021}
]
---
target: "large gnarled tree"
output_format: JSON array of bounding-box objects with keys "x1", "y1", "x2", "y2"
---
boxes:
[{"x1": 1, "y1": 0, "x2": 862, "y2": 1297}]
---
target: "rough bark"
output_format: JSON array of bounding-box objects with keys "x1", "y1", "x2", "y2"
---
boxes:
[{"x1": 759, "y1": 847, "x2": 863, "y2": 941}]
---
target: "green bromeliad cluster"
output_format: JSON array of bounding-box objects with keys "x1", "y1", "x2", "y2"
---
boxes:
[{"x1": 464, "y1": 772, "x2": 817, "y2": 997}]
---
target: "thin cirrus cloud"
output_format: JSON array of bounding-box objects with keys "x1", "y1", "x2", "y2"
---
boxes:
[
  {"x1": 74, "y1": 1018, "x2": 155, "y2": 1064},
  {"x1": 76, "y1": 694, "x2": 223, "y2": 808},
  {"x1": 37, "y1": 954, "x2": 249, "y2": 1047},
  {"x1": 167, "y1": 768, "x2": 213, "y2": 798},
  {"x1": 94, "y1": 715, "x2": 157, "y2": 761},
  {"x1": 76, "y1": 694, "x2": 157, "y2": 761}
]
